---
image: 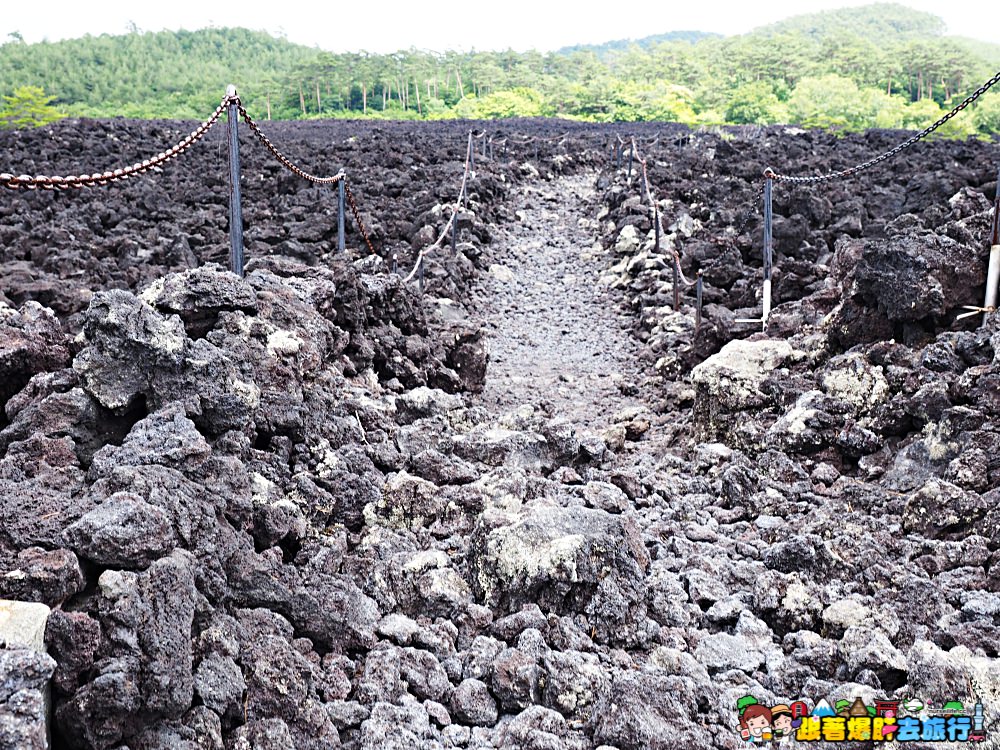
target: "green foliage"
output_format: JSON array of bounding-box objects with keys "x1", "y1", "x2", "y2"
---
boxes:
[
  {"x1": 0, "y1": 85, "x2": 64, "y2": 129},
  {"x1": 0, "y1": 5, "x2": 997, "y2": 137},
  {"x1": 788, "y1": 75, "x2": 870, "y2": 129},
  {"x1": 453, "y1": 88, "x2": 546, "y2": 119},
  {"x1": 972, "y1": 90, "x2": 1000, "y2": 135},
  {"x1": 725, "y1": 82, "x2": 786, "y2": 125}
]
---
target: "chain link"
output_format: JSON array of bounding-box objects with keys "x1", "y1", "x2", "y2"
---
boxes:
[
  {"x1": 1, "y1": 98, "x2": 230, "y2": 191},
  {"x1": 345, "y1": 184, "x2": 375, "y2": 254},
  {"x1": 234, "y1": 101, "x2": 345, "y2": 185},
  {"x1": 769, "y1": 69, "x2": 1000, "y2": 184}
]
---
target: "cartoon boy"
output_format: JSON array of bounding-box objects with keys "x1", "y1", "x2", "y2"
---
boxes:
[
  {"x1": 771, "y1": 704, "x2": 794, "y2": 739},
  {"x1": 739, "y1": 704, "x2": 774, "y2": 744}
]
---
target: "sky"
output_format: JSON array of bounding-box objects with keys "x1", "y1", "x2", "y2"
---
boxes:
[{"x1": 3, "y1": 0, "x2": 997, "y2": 52}]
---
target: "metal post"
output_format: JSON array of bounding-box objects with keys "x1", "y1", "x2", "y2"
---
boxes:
[
  {"x1": 762, "y1": 176, "x2": 773, "y2": 331},
  {"x1": 482, "y1": 135, "x2": 487, "y2": 158},
  {"x1": 418, "y1": 257, "x2": 424, "y2": 294},
  {"x1": 695, "y1": 271, "x2": 704, "y2": 333},
  {"x1": 627, "y1": 143, "x2": 633, "y2": 180},
  {"x1": 392, "y1": 253, "x2": 398, "y2": 274},
  {"x1": 337, "y1": 174, "x2": 346, "y2": 253},
  {"x1": 226, "y1": 84, "x2": 245, "y2": 277},
  {"x1": 615, "y1": 141, "x2": 622, "y2": 169},
  {"x1": 451, "y1": 210, "x2": 458, "y2": 252},
  {"x1": 984, "y1": 166, "x2": 1000, "y2": 326},
  {"x1": 672, "y1": 254, "x2": 681, "y2": 312},
  {"x1": 488, "y1": 138, "x2": 493, "y2": 160},
  {"x1": 654, "y1": 205, "x2": 660, "y2": 251},
  {"x1": 470, "y1": 134, "x2": 475, "y2": 171}
]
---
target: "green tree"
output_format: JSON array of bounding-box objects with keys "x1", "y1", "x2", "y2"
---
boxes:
[
  {"x1": 0, "y1": 85, "x2": 64, "y2": 128},
  {"x1": 787, "y1": 74, "x2": 869, "y2": 129},
  {"x1": 972, "y1": 90, "x2": 1000, "y2": 135},
  {"x1": 725, "y1": 81, "x2": 786, "y2": 124}
]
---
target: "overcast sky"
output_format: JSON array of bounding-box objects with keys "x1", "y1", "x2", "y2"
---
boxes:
[{"x1": 4, "y1": 0, "x2": 997, "y2": 51}]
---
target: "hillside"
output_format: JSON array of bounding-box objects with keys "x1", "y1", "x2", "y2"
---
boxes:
[
  {"x1": 0, "y1": 4, "x2": 998, "y2": 133},
  {"x1": 555, "y1": 30, "x2": 721, "y2": 57},
  {"x1": 0, "y1": 27, "x2": 320, "y2": 119},
  {"x1": 754, "y1": 2, "x2": 945, "y2": 40}
]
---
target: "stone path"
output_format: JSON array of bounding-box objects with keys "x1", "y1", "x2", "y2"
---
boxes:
[{"x1": 470, "y1": 172, "x2": 652, "y2": 432}]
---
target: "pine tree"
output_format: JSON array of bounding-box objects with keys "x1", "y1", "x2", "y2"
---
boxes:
[{"x1": 0, "y1": 85, "x2": 64, "y2": 129}]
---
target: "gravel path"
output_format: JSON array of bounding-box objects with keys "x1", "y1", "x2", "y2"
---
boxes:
[{"x1": 471, "y1": 172, "x2": 652, "y2": 431}]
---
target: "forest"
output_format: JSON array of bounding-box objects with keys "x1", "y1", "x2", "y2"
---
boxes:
[{"x1": 1, "y1": 3, "x2": 999, "y2": 134}]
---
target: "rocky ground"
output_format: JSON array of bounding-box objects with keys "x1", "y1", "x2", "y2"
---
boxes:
[{"x1": 1, "y1": 116, "x2": 999, "y2": 750}]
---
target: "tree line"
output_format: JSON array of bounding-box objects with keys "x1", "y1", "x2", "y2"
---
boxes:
[{"x1": 2, "y1": 3, "x2": 998, "y2": 134}]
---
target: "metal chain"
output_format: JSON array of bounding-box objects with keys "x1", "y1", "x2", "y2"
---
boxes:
[
  {"x1": 769, "y1": 69, "x2": 1000, "y2": 184},
  {"x1": 345, "y1": 183, "x2": 375, "y2": 254},
  {"x1": 235, "y1": 101, "x2": 345, "y2": 185},
  {"x1": 1, "y1": 97, "x2": 230, "y2": 191}
]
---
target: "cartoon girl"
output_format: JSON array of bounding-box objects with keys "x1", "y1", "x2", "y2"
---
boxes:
[
  {"x1": 739, "y1": 704, "x2": 774, "y2": 744},
  {"x1": 770, "y1": 705, "x2": 794, "y2": 739}
]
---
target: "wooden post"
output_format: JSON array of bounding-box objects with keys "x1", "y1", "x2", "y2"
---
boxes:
[{"x1": 226, "y1": 85, "x2": 245, "y2": 277}]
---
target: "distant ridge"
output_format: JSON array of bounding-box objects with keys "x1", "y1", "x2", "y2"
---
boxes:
[{"x1": 556, "y1": 30, "x2": 720, "y2": 58}]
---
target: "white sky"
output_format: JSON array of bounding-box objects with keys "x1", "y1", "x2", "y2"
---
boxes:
[{"x1": 3, "y1": 0, "x2": 997, "y2": 51}]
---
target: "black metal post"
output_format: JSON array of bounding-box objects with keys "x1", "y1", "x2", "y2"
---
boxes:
[
  {"x1": 763, "y1": 176, "x2": 773, "y2": 326},
  {"x1": 488, "y1": 138, "x2": 493, "y2": 160},
  {"x1": 627, "y1": 143, "x2": 633, "y2": 179},
  {"x1": 418, "y1": 258, "x2": 424, "y2": 294},
  {"x1": 482, "y1": 135, "x2": 487, "y2": 158},
  {"x1": 695, "y1": 271, "x2": 704, "y2": 333},
  {"x1": 226, "y1": 84, "x2": 245, "y2": 277},
  {"x1": 337, "y1": 174, "x2": 346, "y2": 253},
  {"x1": 654, "y1": 205, "x2": 660, "y2": 251},
  {"x1": 672, "y1": 254, "x2": 681, "y2": 312},
  {"x1": 451, "y1": 211, "x2": 458, "y2": 252},
  {"x1": 615, "y1": 141, "x2": 622, "y2": 169},
  {"x1": 392, "y1": 253, "x2": 398, "y2": 274},
  {"x1": 470, "y1": 134, "x2": 475, "y2": 170},
  {"x1": 984, "y1": 165, "x2": 1000, "y2": 325}
]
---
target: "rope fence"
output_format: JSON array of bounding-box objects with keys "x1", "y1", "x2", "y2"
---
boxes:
[
  {"x1": 403, "y1": 130, "x2": 476, "y2": 292},
  {"x1": 1, "y1": 85, "x2": 375, "y2": 276},
  {"x1": 3, "y1": 68, "x2": 1000, "y2": 334},
  {"x1": 612, "y1": 66, "x2": 1000, "y2": 333}
]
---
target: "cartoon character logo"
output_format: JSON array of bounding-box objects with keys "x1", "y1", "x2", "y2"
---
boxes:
[
  {"x1": 737, "y1": 696, "x2": 773, "y2": 744},
  {"x1": 771, "y1": 704, "x2": 794, "y2": 739}
]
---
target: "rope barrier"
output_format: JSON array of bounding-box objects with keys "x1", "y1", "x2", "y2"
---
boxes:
[
  {"x1": 1, "y1": 88, "x2": 378, "y2": 256},
  {"x1": 403, "y1": 130, "x2": 475, "y2": 285},
  {"x1": 1, "y1": 97, "x2": 230, "y2": 190},
  {"x1": 631, "y1": 138, "x2": 698, "y2": 290},
  {"x1": 235, "y1": 102, "x2": 346, "y2": 185},
  {"x1": 766, "y1": 69, "x2": 1000, "y2": 184}
]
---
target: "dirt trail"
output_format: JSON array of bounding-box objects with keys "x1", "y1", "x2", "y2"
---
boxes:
[{"x1": 471, "y1": 171, "x2": 651, "y2": 431}]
